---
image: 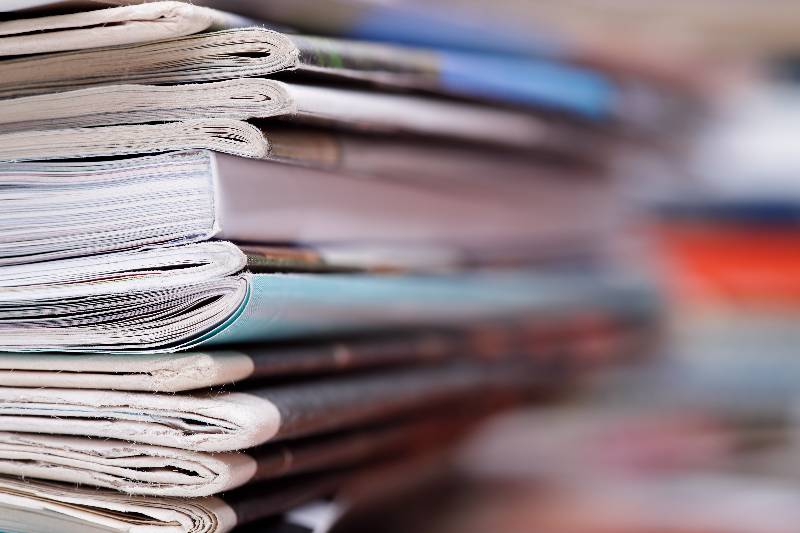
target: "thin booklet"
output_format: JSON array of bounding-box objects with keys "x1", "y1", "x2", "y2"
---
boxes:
[{"x1": 0, "y1": 149, "x2": 616, "y2": 266}]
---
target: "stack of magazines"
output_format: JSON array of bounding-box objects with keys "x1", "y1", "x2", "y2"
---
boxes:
[{"x1": 0, "y1": 1, "x2": 671, "y2": 531}]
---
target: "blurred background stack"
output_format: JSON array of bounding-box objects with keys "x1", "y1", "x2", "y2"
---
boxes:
[
  {"x1": 315, "y1": 3, "x2": 800, "y2": 533},
  {"x1": 0, "y1": 1, "x2": 795, "y2": 532}
]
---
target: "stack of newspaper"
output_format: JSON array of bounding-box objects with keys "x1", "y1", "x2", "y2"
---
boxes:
[{"x1": 0, "y1": 1, "x2": 670, "y2": 531}]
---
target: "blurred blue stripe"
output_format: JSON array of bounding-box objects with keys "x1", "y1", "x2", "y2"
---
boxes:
[{"x1": 439, "y1": 51, "x2": 615, "y2": 118}]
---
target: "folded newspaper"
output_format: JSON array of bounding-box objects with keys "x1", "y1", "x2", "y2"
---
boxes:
[
  {"x1": 0, "y1": 362, "x2": 524, "y2": 451},
  {"x1": 0, "y1": 19, "x2": 614, "y2": 117},
  {"x1": 0, "y1": 81, "x2": 555, "y2": 156},
  {"x1": 0, "y1": 298, "x2": 653, "y2": 391},
  {"x1": 0, "y1": 334, "x2": 460, "y2": 392},
  {"x1": 1, "y1": 241, "x2": 647, "y2": 352},
  {"x1": 0, "y1": 470, "x2": 348, "y2": 533},
  {"x1": 0, "y1": 413, "x2": 472, "y2": 496},
  {"x1": 0, "y1": 1, "x2": 252, "y2": 55}
]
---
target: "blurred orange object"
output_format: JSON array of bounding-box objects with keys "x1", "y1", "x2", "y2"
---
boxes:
[{"x1": 654, "y1": 222, "x2": 800, "y2": 307}]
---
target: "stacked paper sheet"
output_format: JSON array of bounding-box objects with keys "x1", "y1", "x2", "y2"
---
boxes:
[{"x1": 0, "y1": 1, "x2": 688, "y2": 531}]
